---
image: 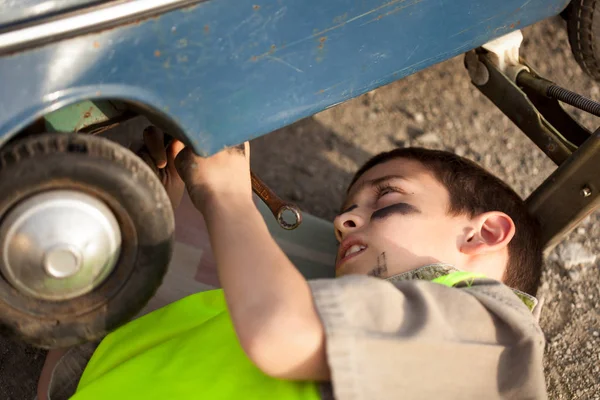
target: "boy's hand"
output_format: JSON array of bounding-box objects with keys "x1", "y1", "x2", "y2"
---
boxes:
[
  {"x1": 174, "y1": 142, "x2": 252, "y2": 212},
  {"x1": 140, "y1": 126, "x2": 186, "y2": 210}
]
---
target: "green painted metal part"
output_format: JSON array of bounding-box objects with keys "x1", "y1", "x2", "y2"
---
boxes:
[{"x1": 44, "y1": 100, "x2": 128, "y2": 133}]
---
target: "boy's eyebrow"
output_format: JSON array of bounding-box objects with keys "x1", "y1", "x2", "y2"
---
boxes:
[
  {"x1": 355, "y1": 175, "x2": 407, "y2": 193},
  {"x1": 341, "y1": 175, "x2": 406, "y2": 211}
]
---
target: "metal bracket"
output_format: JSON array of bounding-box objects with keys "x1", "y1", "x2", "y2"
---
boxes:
[
  {"x1": 527, "y1": 129, "x2": 600, "y2": 250},
  {"x1": 465, "y1": 31, "x2": 599, "y2": 248},
  {"x1": 465, "y1": 48, "x2": 575, "y2": 165}
]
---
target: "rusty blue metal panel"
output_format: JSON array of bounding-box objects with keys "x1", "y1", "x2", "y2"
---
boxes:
[{"x1": 0, "y1": 0, "x2": 569, "y2": 154}]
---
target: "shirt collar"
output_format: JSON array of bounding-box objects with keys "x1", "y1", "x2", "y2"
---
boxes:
[{"x1": 384, "y1": 263, "x2": 539, "y2": 311}]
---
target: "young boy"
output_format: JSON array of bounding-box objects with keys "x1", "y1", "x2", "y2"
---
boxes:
[{"x1": 38, "y1": 127, "x2": 547, "y2": 399}]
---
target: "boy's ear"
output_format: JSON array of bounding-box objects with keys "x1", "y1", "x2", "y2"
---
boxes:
[{"x1": 460, "y1": 212, "x2": 515, "y2": 255}]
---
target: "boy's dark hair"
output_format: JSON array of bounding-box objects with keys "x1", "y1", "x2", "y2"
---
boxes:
[{"x1": 349, "y1": 148, "x2": 543, "y2": 296}]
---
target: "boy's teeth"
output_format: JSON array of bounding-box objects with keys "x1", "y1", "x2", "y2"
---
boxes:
[{"x1": 345, "y1": 245, "x2": 366, "y2": 258}]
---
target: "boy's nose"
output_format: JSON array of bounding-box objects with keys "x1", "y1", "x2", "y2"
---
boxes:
[{"x1": 334, "y1": 211, "x2": 365, "y2": 241}]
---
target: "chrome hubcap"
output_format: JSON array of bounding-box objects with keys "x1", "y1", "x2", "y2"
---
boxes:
[{"x1": 0, "y1": 190, "x2": 121, "y2": 301}]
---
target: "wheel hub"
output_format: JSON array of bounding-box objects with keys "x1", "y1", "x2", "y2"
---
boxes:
[{"x1": 0, "y1": 190, "x2": 122, "y2": 301}]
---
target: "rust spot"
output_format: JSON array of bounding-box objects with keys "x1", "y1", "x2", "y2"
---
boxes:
[
  {"x1": 319, "y1": 36, "x2": 327, "y2": 50},
  {"x1": 510, "y1": 23, "x2": 515, "y2": 29},
  {"x1": 318, "y1": 36, "x2": 327, "y2": 50},
  {"x1": 253, "y1": 4, "x2": 260, "y2": 10},
  {"x1": 377, "y1": 15, "x2": 383, "y2": 20},
  {"x1": 318, "y1": 89, "x2": 325, "y2": 94},
  {"x1": 269, "y1": 44, "x2": 276, "y2": 54},
  {"x1": 516, "y1": 20, "x2": 521, "y2": 26},
  {"x1": 83, "y1": 107, "x2": 93, "y2": 119},
  {"x1": 251, "y1": 55, "x2": 258, "y2": 62},
  {"x1": 93, "y1": 41, "x2": 100, "y2": 48},
  {"x1": 204, "y1": 24, "x2": 210, "y2": 33},
  {"x1": 154, "y1": 50, "x2": 161, "y2": 57}
]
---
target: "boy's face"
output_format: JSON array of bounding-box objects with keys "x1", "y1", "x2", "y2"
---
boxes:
[{"x1": 335, "y1": 158, "x2": 473, "y2": 278}]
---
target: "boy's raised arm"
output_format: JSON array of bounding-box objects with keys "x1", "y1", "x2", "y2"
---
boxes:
[{"x1": 174, "y1": 143, "x2": 330, "y2": 381}]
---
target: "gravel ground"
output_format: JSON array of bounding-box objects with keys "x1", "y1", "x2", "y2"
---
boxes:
[{"x1": 1, "y1": 17, "x2": 599, "y2": 400}]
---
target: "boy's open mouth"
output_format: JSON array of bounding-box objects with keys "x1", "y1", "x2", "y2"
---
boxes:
[{"x1": 336, "y1": 240, "x2": 368, "y2": 269}]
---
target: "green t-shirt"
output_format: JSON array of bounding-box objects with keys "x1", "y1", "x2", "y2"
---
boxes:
[{"x1": 72, "y1": 289, "x2": 320, "y2": 400}]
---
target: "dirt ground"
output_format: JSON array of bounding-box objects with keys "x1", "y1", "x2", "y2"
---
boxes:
[{"x1": 1, "y1": 17, "x2": 599, "y2": 400}]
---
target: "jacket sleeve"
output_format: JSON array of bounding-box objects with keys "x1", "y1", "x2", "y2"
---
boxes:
[{"x1": 308, "y1": 275, "x2": 547, "y2": 400}]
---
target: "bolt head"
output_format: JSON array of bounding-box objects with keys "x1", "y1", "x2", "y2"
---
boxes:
[{"x1": 581, "y1": 186, "x2": 592, "y2": 198}]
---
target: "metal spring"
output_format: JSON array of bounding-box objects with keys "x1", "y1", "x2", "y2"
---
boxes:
[{"x1": 547, "y1": 84, "x2": 600, "y2": 117}]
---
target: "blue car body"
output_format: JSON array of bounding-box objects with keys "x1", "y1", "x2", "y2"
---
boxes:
[{"x1": 0, "y1": 0, "x2": 569, "y2": 154}]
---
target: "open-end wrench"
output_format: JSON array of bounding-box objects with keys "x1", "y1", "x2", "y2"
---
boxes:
[
  {"x1": 251, "y1": 171, "x2": 302, "y2": 230},
  {"x1": 141, "y1": 131, "x2": 300, "y2": 229}
]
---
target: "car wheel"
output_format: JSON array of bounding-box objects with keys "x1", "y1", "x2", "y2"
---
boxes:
[
  {"x1": 0, "y1": 133, "x2": 174, "y2": 348},
  {"x1": 567, "y1": 0, "x2": 600, "y2": 81}
]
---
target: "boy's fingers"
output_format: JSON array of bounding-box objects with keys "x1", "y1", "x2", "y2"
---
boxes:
[
  {"x1": 140, "y1": 151, "x2": 160, "y2": 175},
  {"x1": 167, "y1": 140, "x2": 186, "y2": 178},
  {"x1": 167, "y1": 139, "x2": 186, "y2": 162},
  {"x1": 143, "y1": 126, "x2": 167, "y2": 169},
  {"x1": 174, "y1": 147, "x2": 199, "y2": 182}
]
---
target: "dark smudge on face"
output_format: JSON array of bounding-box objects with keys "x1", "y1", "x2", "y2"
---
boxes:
[
  {"x1": 367, "y1": 252, "x2": 387, "y2": 277},
  {"x1": 371, "y1": 203, "x2": 420, "y2": 221}
]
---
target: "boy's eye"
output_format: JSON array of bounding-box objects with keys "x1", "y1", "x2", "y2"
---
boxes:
[{"x1": 374, "y1": 183, "x2": 402, "y2": 200}]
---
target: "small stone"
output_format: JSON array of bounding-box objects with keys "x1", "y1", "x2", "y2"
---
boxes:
[
  {"x1": 445, "y1": 121, "x2": 454, "y2": 129},
  {"x1": 484, "y1": 154, "x2": 492, "y2": 167},
  {"x1": 554, "y1": 241, "x2": 597, "y2": 269},
  {"x1": 406, "y1": 125, "x2": 425, "y2": 138},
  {"x1": 414, "y1": 112, "x2": 425, "y2": 123},
  {"x1": 587, "y1": 342, "x2": 593, "y2": 349},
  {"x1": 577, "y1": 227, "x2": 586, "y2": 235},
  {"x1": 416, "y1": 132, "x2": 441, "y2": 144},
  {"x1": 454, "y1": 146, "x2": 467, "y2": 157},
  {"x1": 568, "y1": 269, "x2": 580, "y2": 281},
  {"x1": 368, "y1": 112, "x2": 377, "y2": 121},
  {"x1": 593, "y1": 331, "x2": 599, "y2": 337}
]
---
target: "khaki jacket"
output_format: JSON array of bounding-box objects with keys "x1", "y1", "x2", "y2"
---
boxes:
[{"x1": 309, "y1": 264, "x2": 547, "y2": 400}]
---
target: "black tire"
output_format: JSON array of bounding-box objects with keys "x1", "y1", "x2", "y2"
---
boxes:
[
  {"x1": 567, "y1": 0, "x2": 600, "y2": 81},
  {"x1": 0, "y1": 133, "x2": 174, "y2": 348}
]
